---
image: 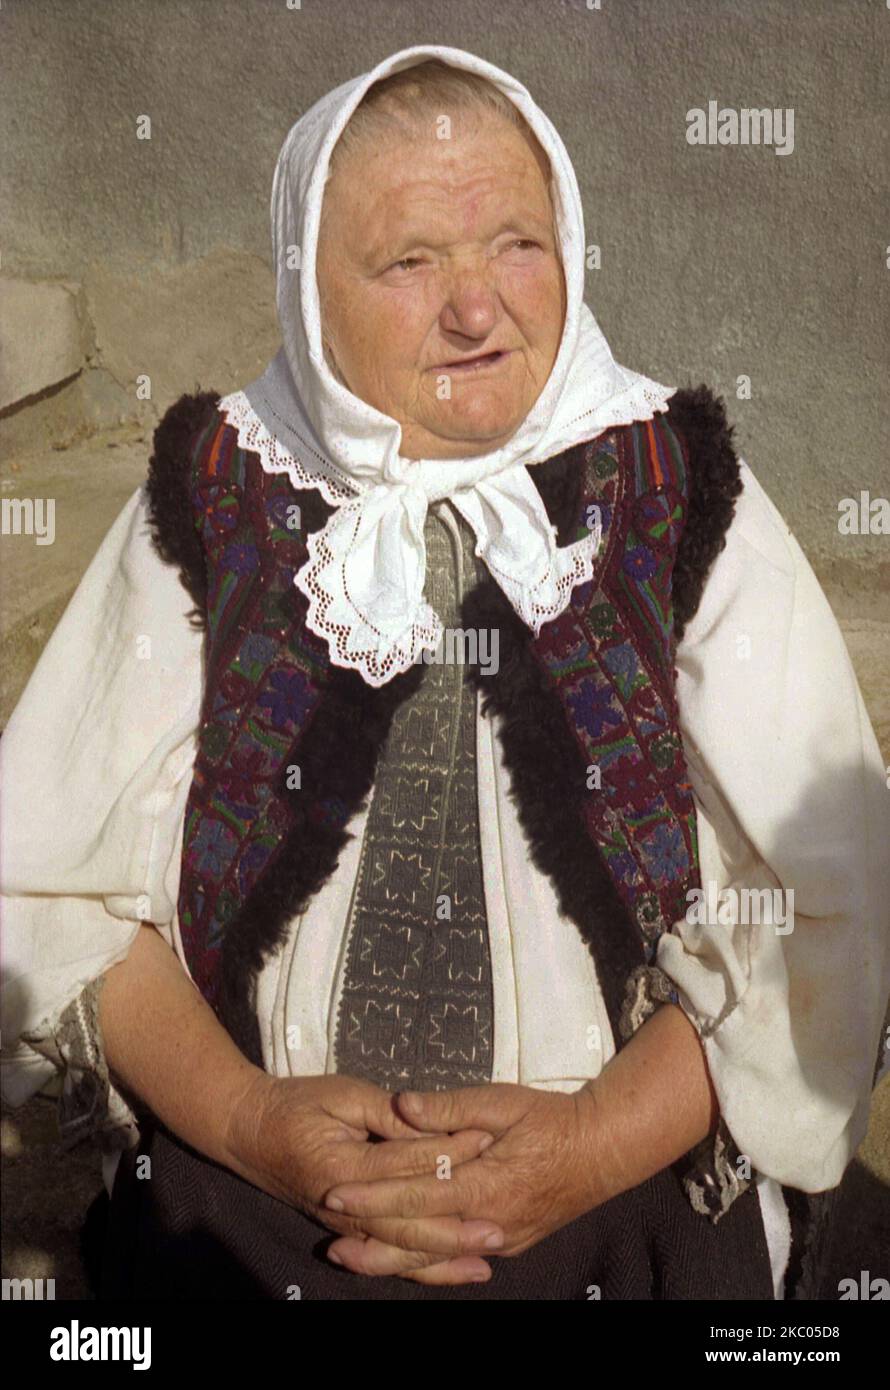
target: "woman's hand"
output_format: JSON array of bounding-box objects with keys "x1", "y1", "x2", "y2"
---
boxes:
[
  {"x1": 98, "y1": 924, "x2": 505, "y2": 1283},
  {"x1": 320, "y1": 1004, "x2": 718, "y2": 1281},
  {"x1": 321, "y1": 1082, "x2": 605, "y2": 1277},
  {"x1": 224, "y1": 1071, "x2": 506, "y2": 1284}
]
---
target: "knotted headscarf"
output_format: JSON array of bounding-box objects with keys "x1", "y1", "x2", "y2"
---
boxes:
[{"x1": 220, "y1": 43, "x2": 674, "y2": 685}]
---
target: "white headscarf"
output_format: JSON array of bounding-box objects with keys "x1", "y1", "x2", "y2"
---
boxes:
[{"x1": 219, "y1": 44, "x2": 674, "y2": 686}]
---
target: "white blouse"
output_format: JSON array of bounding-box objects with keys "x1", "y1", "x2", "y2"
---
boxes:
[{"x1": 1, "y1": 459, "x2": 887, "y2": 1301}]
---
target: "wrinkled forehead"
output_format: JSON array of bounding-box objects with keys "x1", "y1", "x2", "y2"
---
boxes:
[
  {"x1": 320, "y1": 106, "x2": 558, "y2": 245},
  {"x1": 330, "y1": 89, "x2": 553, "y2": 186}
]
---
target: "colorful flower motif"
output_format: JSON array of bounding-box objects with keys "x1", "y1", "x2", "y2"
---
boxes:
[
  {"x1": 194, "y1": 484, "x2": 240, "y2": 537},
  {"x1": 602, "y1": 642, "x2": 643, "y2": 700},
  {"x1": 232, "y1": 631, "x2": 278, "y2": 682},
  {"x1": 222, "y1": 541, "x2": 259, "y2": 576},
  {"x1": 257, "y1": 667, "x2": 314, "y2": 731},
  {"x1": 567, "y1": 678, "x2": 624, "y2": 740},
  {"x1": 592, "y1": 448, "x2": 619, "y2": 479},
  {"x1": 213, "y1": 789, "x2": 260, "y2": 830},
  {"x1": 225, "y1": 745, "x2": 273, "y2": 797},
  {"x1": 623, "y1": 545, "x2": 658, "y2": 581},
  {"x1": 570, "y1": 578, "x2": 595, "y2": 612},
  {"x1": 587, "y1": 602, "x2": 619, "y2": 640},
  {"x1": 639, "y1": 821, "x2": 688, "y2": 883},
  {"x1": 633, "y1": 489, "x2": 685, "y2": 551},
  {"x1": 604, "y1": 753, "x2": 649, "y2": 804},
  {"x1": 189, "y1": 817, "x2": 238, "y2": 877}
]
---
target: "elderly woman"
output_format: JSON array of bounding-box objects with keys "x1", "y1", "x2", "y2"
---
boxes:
[{"x1": 1, "y1": 45, "x2": 887, "y2": 1303}]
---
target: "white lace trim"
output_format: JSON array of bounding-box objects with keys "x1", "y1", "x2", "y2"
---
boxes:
[
  {"x1": 482, "y1": 525, "x2": 602, "y2": 638},
  {"x1": 294, "y1": 508, "x2": 443, "y2": 687},
  {"x1": 216, "y1": 389, "x2": 652, "y2": 686},
  {"x1": 218, "y1": 389, "x2": 356, "y2": 506}
]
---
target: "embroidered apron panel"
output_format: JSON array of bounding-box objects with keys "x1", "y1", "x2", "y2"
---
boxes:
[{"x1": 334, "y1": 503, "x2": 494, "y2": 1091}]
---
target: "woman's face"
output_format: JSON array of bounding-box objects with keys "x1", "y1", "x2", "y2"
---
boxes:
[{"x1": 316, "y1": 109, "x2": 566, "y2": 461}]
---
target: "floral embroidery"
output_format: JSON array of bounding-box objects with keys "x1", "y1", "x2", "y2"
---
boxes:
[
  {"x1": 533, "y1": 418, "x2": 698, "y2": 943},
  {"x1": 175, "y1": 409, "x2": 700, "y2": 1019},
  {"x1": 222, "y1": 541, "x2": 260, "y2": 575},
  {"x1": 623, "y1": 545, "x2": 658, "y2": 581}
]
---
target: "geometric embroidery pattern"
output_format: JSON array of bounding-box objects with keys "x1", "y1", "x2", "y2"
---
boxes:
[{"x1": 333, "y1": 503, "x2": 493, "y2": 1090}]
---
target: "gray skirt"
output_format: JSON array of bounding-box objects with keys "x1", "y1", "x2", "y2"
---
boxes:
[{"x1": 99, "y1": 1122, "x2": 776, "y2": 1300}]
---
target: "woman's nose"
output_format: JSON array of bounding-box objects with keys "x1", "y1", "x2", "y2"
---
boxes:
[{"x1": 438, "y1": 266, "x2": 500, "y2": 339}]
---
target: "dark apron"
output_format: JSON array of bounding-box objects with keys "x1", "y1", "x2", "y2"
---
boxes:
[{"x1": 99, "y1": 1122, "x2": 775, "y2": 1301}]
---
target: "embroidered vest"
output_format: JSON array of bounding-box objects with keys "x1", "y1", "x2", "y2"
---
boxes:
[{"x1": 146, "y1": 386, "x2": 742, "y2": 1067}]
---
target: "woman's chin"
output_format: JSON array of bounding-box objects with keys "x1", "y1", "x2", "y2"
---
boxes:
[{"x1": 416, "y1": 402, "x2": 527, "y2": 455}]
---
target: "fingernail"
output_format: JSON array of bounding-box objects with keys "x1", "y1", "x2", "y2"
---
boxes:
[
  {"x1": 328, "y1": 1250, "x2": 344, "y2": 1265},
  {"x1": 325, "y1": 1195, "x2": 345, "y2": 1211},
  {"x1": 471, "y1": 1269, "x2": 490, "y2": 1282},
  {"x1": 478, "y1": 1134, "x2": 495, "y2": 1151},
  {"x1": 400, "y1": 1091, "x2": 422, "y2": 1116},
  {"x1": 484, "y1": 1232, "x2": 504, "y2": 1249}
]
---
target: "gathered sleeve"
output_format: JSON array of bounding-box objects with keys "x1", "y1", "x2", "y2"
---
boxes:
[
  {"x1": 658, "y1": 459, "x2": 890, "y2": 1194},
  {"x1": 0, "y1": 485, "x2": 203, "y2": 1123}
]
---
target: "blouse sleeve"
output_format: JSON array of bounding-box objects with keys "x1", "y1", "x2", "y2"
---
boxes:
[
  {"x1": 0, "y1": 484, "x2": 203, "y2": 1116},
  {"x1": 658, "y1": 459, "x2": 890, "y2": 1195},
  {"x1": 18, "y1": 974, "x2": 142, "y2": 1152}
]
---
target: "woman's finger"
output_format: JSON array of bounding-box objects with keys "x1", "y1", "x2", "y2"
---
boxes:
[
  {"x1": 358, "y1": 1215, "x2": 504, "y2": 1256},
  {"x1": 327, "y1": 1080, "x2": 426, "y2": 1140},
  {"x1": 359, "y1": 1128, "x2": 493, "y2": 1180},
  {"x1": 328, "y1": 1235, "x2": 491, "y2": 1281},
  {"x1": 400, "y1": 1259, "x2": 494, "y2": 1287},
  {"x1": 326, "y1": 1164, "x2": 482, "y2": 1221}
]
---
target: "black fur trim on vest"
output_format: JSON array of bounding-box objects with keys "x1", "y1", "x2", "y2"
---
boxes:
[
  {"x1": 666, "y1": 385, "x2": 743, "y2": 641},
  {"x1": 460, "y1": 581, "x2": 644, "y2": 1045},
  {"x1": 219, "y1": 659, "x2": 425, "y2": 1063},
  {"x1": 145, "y1": 390, "x2": 220, "y2": 630}
]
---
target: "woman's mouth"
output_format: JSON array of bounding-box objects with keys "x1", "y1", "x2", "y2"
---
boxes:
[{"x1": 436, "y1": 350, "x2": 511, "y2": 373}]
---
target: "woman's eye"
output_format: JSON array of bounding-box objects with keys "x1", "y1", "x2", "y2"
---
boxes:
[{"x1": 385, "y1": 242, "x2": 540, "y2": 274}]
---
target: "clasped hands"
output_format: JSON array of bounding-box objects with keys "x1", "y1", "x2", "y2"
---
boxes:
[{"x1": 225, "y1": 1072, "x2": 610, "y2": 1287}]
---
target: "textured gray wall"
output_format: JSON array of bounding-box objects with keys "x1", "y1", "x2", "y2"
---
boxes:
[{"x1": 2, "y1": 0, "x2": 888, "y2": 571}]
